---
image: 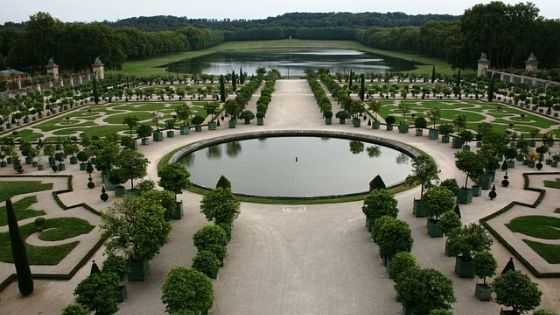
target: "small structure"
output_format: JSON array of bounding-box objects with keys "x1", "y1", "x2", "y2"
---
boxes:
[
  {"x1": 0, "y1": 69, "x2": 26, "y2": 89},
  {"x1": 46, "y1": 57, "x2": 59, "y2": 80},
  {"x1": 525, "y1": 52, "x2": 538, "y2": 74},
  {"x1": 92, "y1": 57, "x2": 105, "y2": 80},
  {"x1": 477, "y1": 52, "x2": 490, "y2": 77}
]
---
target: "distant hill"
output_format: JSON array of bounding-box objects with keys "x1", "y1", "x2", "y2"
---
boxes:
[{"x1": 108, "y1": 12, "x2": 460, "y2": 31}]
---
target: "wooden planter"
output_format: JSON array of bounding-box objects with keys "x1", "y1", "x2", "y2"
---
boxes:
[
  {"x1": 429, "y1": 129, "x2": 440, "y2": 139},
  {"x1": 427, "y1": 219, "x2": 444, "y2": 238},
  {"x1": 128, "y1": 259, "x2": 150, "y2": 281},
  {"x1": 458, "y1": 188, "x2": 473, "y2": 205},
  {"x1": 413, "y1": 199, "x2": 429, "y2": 217},
  {"x1": 475, "y1": 283, "x2": 492, "y2": 301},
  {"x1": 352, "y1": 118, "x2": 361, "y2": 127},
  {"x1": 398, "y1": 123, "x2": 409, "y2": 134},
  {"x1": 455, "y1": 256, "x2": 475, "y2": 278},
  {"x1": 180, "y1": 126, "x2": 190, "y2": 135}
]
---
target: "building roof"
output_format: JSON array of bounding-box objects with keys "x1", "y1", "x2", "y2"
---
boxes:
[
  {"x1": 93, "y1": 57, "x2": 104, "y2": 66},
  {"x1": 0, "y1": 69, "x2": 26, "y2": 78},
  {"x1": 46, "y1": 57, "x2": 58, "y2": 67},
  {"x1": 478, "y1": 52, "x2": 490, "y2": 65},
  {"x1": 526, "y1": 52, "x2": 538, "y2": 65}
]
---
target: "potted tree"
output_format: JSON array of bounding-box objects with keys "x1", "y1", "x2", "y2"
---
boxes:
[
  {"x1": 415, "y1": 116, "x2": 427, "y2": 136},
  {"x1": 398, "y1": 102, "x2": 410, "y2": 133},
  {"x1": 256, "y1": 111, "x2": 265, "y2": 125},
  {"x1": 423, "y1": 186, "x2": 455, "y2": 238},
  {"x1": 158, "y1": 163, "x2": 190, "y2": 220},
  {"x1": 385, "y1": 116, "x2": 396, "y2": 131},
  {"x1": 458, "y1": 130, "x2": 474, "y2": 151},
  {"x1": 410, "y1": 155, "x2": 439, "y2": 217},
  {"x1": 447, "y1": 224, "x2": 492, "y2": 278},
  {"x1": 136, "y1": 124, "x2": 153, "y2": 145},
  {"x1": 455, "y1": 151, "x2": 484, "y2": 204},
  {"x1": 438, "y1": 124, "x2": 454, "y2": 144},
  {"x1": 192, "y1": 115, "x2": 205, "y2": 132},
  {"x1": 493, "y1": 271, "x2": 541, "y2": 315},
  {"x1": 374, "y1": 217, "x2": 413, "y2": 266},
  {"x1": 428, "y1": 108, "x2": 441, "y2": 140},
  {"x1": 388, "y1": 252, "x2": 417, "y2": 281},
  {"x1": 351, "y1": 101, "x2": 364, "y2": 127},
  {"x1": 74, "y1": 272, "x2": 120, "y2": 315},
  {"x1": 241, "y1": 110, "x2": 255, "y2": 125},
  {"x1": 473, "y1": 251, "x2": 496, "y2": 301},
  {"x1": 175, "y1": 103, "x2": 191, "y2": 135},
  {"x1": 336, "y1": 110, "x2": 350, "y2": 124},
  {"x1": 324, "y1": 110, "x2": 333, "y2": 125},
  {"x1": 225, "y1": 99, "x2": 239, "y2": 128},
  {"x1": 102, "y1": 195, "x2": 171, "y2": 281},
  {"x1": 394, "y1": 268, "x2": 455, "y2": 315},
  {"x1": 440, "y1": 211, "x2": 461, "y2": 256},
  {"x1": 161, "y1": 268, "x2": 214, "y2": 315},
  {"x1": 152, "y1": 112, "x2": 163, "y2": 142},
  {"x1": 205, "y1": 103, "x2": 218, "y2": 130},
  {"x1": 77, "y1": 150, "x2": 90, "y2": 171},
  {"x1": 361, "y1": 189, "x2": 398, "y2": 232}
]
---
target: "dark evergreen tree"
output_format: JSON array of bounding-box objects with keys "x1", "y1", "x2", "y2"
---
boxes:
[
  {"x1": 231, "y1": 71, "x2": 237, "y2": 91},
  {"x1": 431, "y1": 65, "x2": 437, "y2": 83},
  {"x1": 359, "y1": 73, "x2": 365, "y2": 101},
  {"x1": 369, "y1": 175, "x2": 386, "y2": 191},
  {"x1": 219, "y1": 75, "x2": 226, "y2": 102},
  {"x1": 92, "y1": 76, "x2": 99, "y2": 105},
  {"x1": 6, "y1": 199, "x2": 34, "y2": 296},
  {"x1": 487, "y1": 75, "x2": 495, "y2": 102}
]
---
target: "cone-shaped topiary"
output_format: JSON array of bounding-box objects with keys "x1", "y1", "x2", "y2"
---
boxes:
[
  {"x1": 216, "y1": 175, "x2": 231, "y2": 190},
  {"x1": 6, "y1": 198, "x2": 34, "y2": 296},
  {"x1": 369, "y1": 175, "x2": 386, "y2": 191}
]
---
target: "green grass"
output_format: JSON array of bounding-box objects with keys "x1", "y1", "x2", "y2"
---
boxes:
[
  {"x1": 103, "y1": 112, "x2": 153, "y2": 124},
  {"x1": 10, "y1": 129, "x2": 44, "y2": 142},
  {"x1": 81, "y1": 125, "x2": 128, "y2": 138},
  {"x1": 507, "y1": 215, "x2": 560, "y2": 240},
  {"x1": 544, "y1": 179, "x2": 560, "y2": 189},
  {"x1": 524, "y1": 240, "x2": 560, "y2": 264},
  {"x1": 0, "y1": 217, "x2": 93, "y2": 265},
  {"x1": 0, "y1": 181, "x2": 53, "y2": 203},
  {"x1": 112, "y1": 40, "x2": 455, "y2": 77},
  {"x1": 38, "y1": 217, "x2": 94, "y2": 241},
  {"x1": 0, "y1": 196, "x2": 44, "y2": 226}
]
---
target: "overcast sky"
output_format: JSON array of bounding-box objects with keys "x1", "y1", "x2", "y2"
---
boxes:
[{"x1": 2, "y1": 0, "x2": 559, "y2": 23}]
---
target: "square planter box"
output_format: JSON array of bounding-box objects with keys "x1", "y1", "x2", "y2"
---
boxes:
[
  {"x1": 338, "y1": 118, "x2": 346, "y2": 125},
  {"x1": 475, "y1": 284, "x2": 492, "y2": 301},
  {"x1": 166, "y1": 130, "x2": 175, "y2": 138},
  {"x1": 79, "y1": 163, "x2": 88, "y2": 171},
  {"x1": 325, "y1": 117, "x2": 332, "y2": 125},
  {"x1": 128, "y1": 259, "x2": 150, "y2": 281},
  {"x1": 117, "y1": 285, "x2": 128, "y2": 303},
  {"x1": 455, "y1": 256, "x2": 475, "y2": 278},
  {"x1": 429, "y1": 129, "x2": 439, "y2": 140},
  {"x1": 427, "y1": 219, "x2": 444, "y2": 238},
  {"x1": 463, "y1": 145, "x2": 471, "y2": 151},
  {"x1": 195, "y1": 125, "x2": 202, "y2": 132},
  {"x1": 478, "y1": 173, "x2": 492, "y2": 190},
  {"x1": 441, "y1": 135, "x2": 450, "y2": 143},
  {"x1": 257, "y1": 117, "x2": 264, "y2": 125},
  {"x1": 170, "y1": 202, "x2": 184, "y2": 220},
  {"x1": 115, "y1": 186, "x2": 126, "y2": 197},
  {"x1": 398, "y1": 123, "x2": 409, "y2": 134},
  {"x1": 457, "y1": 188, "x2": 473, "y2": 204},
  {"x1": 415, "y1": 128, "x2": 423, "y2": 136},
  {"x1": 372, "y1": 121, "x2": 380, "y2": 129},
  {"x1": 141, "y1": 138, "x2": 150, "y2": 145},
  {"x1": 386, "y1": 124, "x2": 394, "y2": 131},
  {"x1": 452, "y1": 137, "x2": 464, "y2": 149},
  {"x1": 228, "y1": 120, "x2": 237, "y2": 128},
  {"x1": 153, "y1": 131, "x2": 163, "y2": 142},
  {"x1": 352, "y1": 118, "x2": 361, "y2": 128},
  {"x1": 413, "y1": 199, "x2": 429, "y2": 217},
  {"x1": 472, "y1": 185, "x2": 481, "y2": 197},
  {"x1": 208, "y1": 122, "x2": 217, "y2": 130},
  {"x1": 180, "y1": 126, "x2": 190, "y2": 135}
]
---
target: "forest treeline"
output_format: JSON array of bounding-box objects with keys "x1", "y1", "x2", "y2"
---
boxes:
[{"x1": 0, "y1": 2, "x2": 559, "y2": 73}]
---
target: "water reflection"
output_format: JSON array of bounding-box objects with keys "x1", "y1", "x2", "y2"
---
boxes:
[
  {"x1": 179, "y1": 137, "x2": 414, "y2": 197},
  {"x1": 167, "y1": 49, "x2": 416, "y2": 76}
]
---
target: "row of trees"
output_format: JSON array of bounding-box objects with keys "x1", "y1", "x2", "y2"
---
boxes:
[
  {"x1": 0, "y1": 12, "x2": 223, "y2": 72},
  {"x1": 356, "y1": 2, "x2": 560, "y2": 69}
]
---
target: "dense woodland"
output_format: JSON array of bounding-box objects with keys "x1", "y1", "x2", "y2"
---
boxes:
[{"x1": 0, "y1": 2, "x2": 559, "y2": 74}]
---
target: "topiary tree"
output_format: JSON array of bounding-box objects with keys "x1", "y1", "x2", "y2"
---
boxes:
[
  {"x1": 440, "y1": 211, "x2": 461, "y2": 236},
  {"x1": 192, "y1": 250, "x2": 220, "y2": 279},
  {"x1": 6, "y1": 198, "x2": 33, "y2": 296},
  {"x1": 158, "y1": 163, "x2": 190, "y2": 196},
  {"x1": 440, "y1": 179, "x2": 460, "y2": 196},
  {"x1": 74, "y1": 272, "x2": 120, "y2": 315},
  {"x1": 136, "y1": 124, "x2": 153, "y2": 140},
  {"x1": 216, "y1": 175, "x2": 231, "y2": 190},
  {"x1": 194, "y1": 224, "x2": 227, "y2": 250},
  {"x1": 200, "y1": 188, "x2": 240, "y2": 226},
  {"x1": 411, "y1": 154, "x2": 439, "y2": 197},
  {"x1": 103, "y1": 195, "x2": 170, "y2": 264},
  {"x1": 375, "y1": 217, "x2": 413, "y2": 264},
  {"x1": 112, "y1": 149, "x2": 148, "y2": 190},
  {"x1": 61, "y1": 304, "x2": 88, "y2": 315},
  {"x1": 395, "y1": 268, "x2": 455, "y2": 315},
  {"x1": 388, "y1": 251, "x2": 417, "y2": 281},
  {"x1": 362, "y1": 189, "x2": 398, "y2": 231},
  {"x1": 369, "y1": 175, "x2": 386, "y2": 191},
  {"x1": 423, "y1": 186, "x2": 455, "y2": 221},
  {"x1": 473, "y1": 251, "x2": 497, "y2": 286},
  {"x1": 161, "y1": 268, "x2": 213, "y2": 314},
  {"x1": 494, "y1": 271, "x2": 541, "y2": 315},
  {"x1": 455, "y1": 151, "x2": 485, "y2": 188}
]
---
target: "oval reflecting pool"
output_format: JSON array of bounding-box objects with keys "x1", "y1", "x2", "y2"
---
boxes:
[{"x1": 178, "y1": 136, "x2": 415, "y2": 198}]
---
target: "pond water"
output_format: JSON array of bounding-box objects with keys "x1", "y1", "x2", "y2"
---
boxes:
[
  {"x1": 178, "y1": 136, "x2": 414, "y2": 198},
  {"x1": 166, "y1": 49, "x2": 416, "y2": 76}
]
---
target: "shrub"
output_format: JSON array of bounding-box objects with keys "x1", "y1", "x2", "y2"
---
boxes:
[
  {"x1": 388, "y1": 252, "x2": 417, "y2": 280},
  {"x1": 362, "y1": 189, "x2": 398, "y2": 229},
  {"x1": 440, "y1": 211, "x2": 461, "y2": 235},
  {"x1": 494, "y1": 271, "x2": 541, "y2": 314},
  {"x1": 161, "y1": 268, "x2": 213, "y2": 314},
  {"x1": 34, "y1": 217, "x2": 46, "y2": 232},
  {"x1": 440, "y1": 179, "x2": 460, "y2": 196},
  {"x1": 102, "y1": 254, "x2": 128, "y2": 279},
  {"x1": 395, "y1": 268, "x2": 455, "y2": 315},
  {"x1": 192, "y1": 250, "x2": 220, "y2": 279},
  {"x1": 75, "y1": 272, "x2": 120, "y2": 315},
  {"x1": 216, "y1": 175, "x2": 231, "y2": 190},
  {"x1": 375, "y1": 217, "x2": 413, "y2": 261},
  {"x1": 61, "y1": 304, "x2": 88, "y2": 315},
  {"x1": 194, "y1": 225, "x2": 227, "y2": 251},
  {"x1": 473, "y1": 251, "x2": 496, "y2": 285},
  {"x1": 200, "y1": 188, "x2": 240, "y2": 226},
  {"x1": 423, "y1": 186, "x2": 455, "y2": 220}
]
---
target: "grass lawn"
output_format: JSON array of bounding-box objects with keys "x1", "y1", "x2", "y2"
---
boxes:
[
  {"x1": 112, "y1": 40, "x2": 456, "y2": 77},
  {"x1": 103, "y1": 112, "x2": 153, "y2": 124},
  {"x1": 0, "y1": 196, "x2": 44, "y2": 226},
  {"x1": 81, "y1": 125, "x2": 128, "y2": 138},
  {"x1": 507, "y1": 215, "x2": 560, "y2": 240},
  {"x1": 0, "y1": 217, "x2": 93, "y2": 265},
  {"x1": 544, "y1": 179, "x2": 560, "y2": 189},
  {"x1": 10, "y1": 129, "x2": 44, "y2": 142},
  {"x1": 524, "y1": 240, "x2": 560, "y2": 264},
  {"x1": 0, "y1": 181, "x2": 53, "y2": 203}
]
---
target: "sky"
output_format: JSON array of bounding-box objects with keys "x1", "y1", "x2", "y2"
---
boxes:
[{"x1": 1, "y1": 0, "x2": 559, "y2": 23}]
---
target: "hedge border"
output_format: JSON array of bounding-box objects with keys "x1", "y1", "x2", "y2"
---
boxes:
[
  {"x1": 0, "y1": 175, "x2": 106, "y2": 292},
  {"x1": 479, "y1": 172, "x2": 560, "y2": 278}
]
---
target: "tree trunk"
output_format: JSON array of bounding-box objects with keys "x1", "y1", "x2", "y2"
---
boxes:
[{"x1": 6, "y1": 199, "x2": 34, "y2": 296}]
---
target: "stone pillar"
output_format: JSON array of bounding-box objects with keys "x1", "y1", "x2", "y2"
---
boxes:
[
  {"x1": 17, "y1": 79, "x2": 22, "y2": 90},
  {"x1": 477, "y1": 53, "x2": 490, "y2": 77},
  {"x1": 46, "y1": 58, "x2": 60, "y2": 81},
  {"x1": 525, "y1": 53, "x2": 538, "y2": 74}
]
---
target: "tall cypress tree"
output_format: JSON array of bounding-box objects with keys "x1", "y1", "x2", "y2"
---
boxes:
[
  {"x1": 219, "y1": 75, "x2": 226, "y2": 102},
  {"x1": 92, "y1": 76, "x2": 99, "y2": 105},
  {"x1": 239, "y1": 67, "x2": 244, "y2": 84},
  {"x1": 359, "y1": 73, "x2": 365, "y2": 101},
  {"x1": 488, "y1": 75, "x2": 495, "y2": 102},
  {"x1": 348, "y1": 71, "x2": 354, "y2": 90},
  {"x1": 431, "y1": 65, "x2": 437, "y2": 83},
  {"x1": 231, "y1": 71, "x2": 237, "y2": 91},
  {"x1": 6, "y1": 199, "x2": 34, "y2": 296}
]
